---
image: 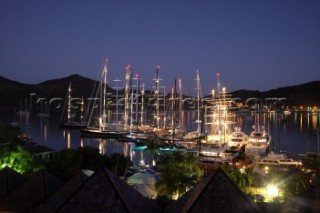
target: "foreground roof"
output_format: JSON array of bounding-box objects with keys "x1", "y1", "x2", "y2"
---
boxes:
[
  {"x1": 166, "y1": 167, "x2": 262, "y2": 213},
  {"x1": 56, "y1": 166, "x2": 161, "y2": 213},
  {"x1": 0, "y1": 169, "x2": 64, "y2": 212},
  {"x1": 29, "y1": 170, "x2": 91, "y2": 213},
  {"x1": 0, "y1": 167, "x2": 27, "y2": 199}
]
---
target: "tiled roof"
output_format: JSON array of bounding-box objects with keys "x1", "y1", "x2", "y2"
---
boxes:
[
  {"x1": 1, "y1": 166, "x2": 317, "y2": 213},
  {"x1": 0, "y1": 170, "x2": 64, "y2": 212},
  {"x1": 56, "y1": 166, "x2": 161, "y2": 213},
  {"x1": 0, "y1": 167, "x2": 26, "y2": 199},
  {"x1": 166, "y1": 167, "x2": 262, "y2": 213},
  {"x1": 29, "y1": 170, "x2": 91, "y2": 213}
]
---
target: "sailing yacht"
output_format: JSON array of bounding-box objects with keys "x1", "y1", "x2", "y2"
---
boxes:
[
  {"x1": 37, "y1": 99, "x2": 50, "y2": 117},
  {"x1": 17, "y1": 99, "x2": 32, "y2": 127},
  {"x1": 175, "y1": 70, "x2": 205, "y2": 150},
  {"x1": 59, "y1": 83, "x2": 86, "y2": 129},
  {"x1": 200, "y1": 73, "x2": 232, "y2": 153},
  {"x1": 80, "y1": 59, "x2": 128, "y2": 138},
  {"x1": 183, "y1": 70, "x2": 205, "y2": 141},
  {"x1": 133, "y1": 66, "x2": 167, "y2": 135},
  {"x1": 10, "y1": 107, "x2": 20, "y2": 127},
  {"x1": 196, "y1": 73, "x2": 239, "y2": 163},
  {"x1": 121, "y1": 69, "x2": 152, "y2": 143},
  {"x1": 156, "y1": 78, "x2": 185, "y2": 143},
  {"x1": 149, "y1": 66, "x2": 166, "y2": 132}
]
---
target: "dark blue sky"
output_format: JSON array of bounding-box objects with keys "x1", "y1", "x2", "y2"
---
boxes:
[{"x1": 1, "y1": 0, "x2": 319, "y2": 95}]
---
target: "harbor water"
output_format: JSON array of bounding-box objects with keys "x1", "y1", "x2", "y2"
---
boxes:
[{"x1": 1, "y1": 110, "x2": 319, "y2": 166}]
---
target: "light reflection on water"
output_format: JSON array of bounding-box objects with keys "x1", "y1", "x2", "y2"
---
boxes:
[
  {"x1": 272, "y1": 111, "x2": 319, "y2": 154},
  {"x1": 312, "y1": 113, "x2": 318, "y2": 131},
  {"x1": 0, "y1": 110, "x2": 319, "y2": 165}
]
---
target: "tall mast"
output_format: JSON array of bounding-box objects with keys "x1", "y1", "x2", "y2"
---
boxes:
[
  {"x1": 162, "y1": 86, "x2": 167, "y2": 129},
  {"x1": 67, "y1": 83, "x2": 72, "y2": 123},
  {"x1": 132, "y1": 73, "x2": 140, "y2": 131},
  {"x1": 178, "y1": 77, "x2": 183, "y2": 129},
  {"x1": 130, "y1": 83, "x2": 133, "y2": 132},
  {"x1": 195, "y1": 70, "x2": 202, "y2": 134},
  {"x1": 124, "y1": 65, "x2": 132, "y2": 131},
  {"x1": 101, "y1": 58, "x2": 108, "y2": 131},
  {"x1": 80, "y1": 96, "x2": 84, "y2": 124},
  {"x1": 154, "y1": 66, "x2": 160, "y2": 129},
  {"x1": 140, "y1": 82, "x2": 145, "y2": 126},
  {"x1": 113, "y1": 77, "x2": 122, "y2": 126},
  {"x1": 171, "y1": 85, "x2": 175, "y2": 128},
  {"x1": 217, "y1": 72, "x2": 222, "y2": 147},
  {"x1": 172, "y1": 79, "x2": 177, "y2": 142}
]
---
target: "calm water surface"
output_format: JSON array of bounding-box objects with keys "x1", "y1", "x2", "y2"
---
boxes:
[{"x1": 1, "y1": 110, "x2": 319, "y2": 165}]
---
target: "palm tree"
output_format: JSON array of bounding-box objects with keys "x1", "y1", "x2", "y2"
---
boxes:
[
  {"x1": 280, "y1": 167, "x2": 310, "y2": 197},
  {"x1": 221, "y1": 165, "x2": 247, "y2": 191},
  {"x1": 155, "y1": 151, "x2": 202, "y2": 199}
]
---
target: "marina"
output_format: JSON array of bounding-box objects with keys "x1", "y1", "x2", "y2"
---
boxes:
[
  {"x1": 1, "y1": 1, "x2": 320, "y2": 211},
  {"x1": 1, "y1": 106, "x2": 319, "y2": 167},
  {"x1": 0, "y1": 70, "x2": 319, "y2": 211},
  {"x1": 1, "y1": 63, "x2": 319, "y2": 168}
]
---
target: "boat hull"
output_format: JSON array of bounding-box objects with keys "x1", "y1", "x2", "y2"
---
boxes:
[
  {"x1": 80, "y1": 128, "x2": 128, "y2": 138},
  {"x1": 59, "y1": 122, "x2": 86, "y2": 129}
]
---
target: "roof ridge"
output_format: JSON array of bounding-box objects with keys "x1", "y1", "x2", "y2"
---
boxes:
[
  {"x1": 101, "y1": 166, "x2": 131, "y2": 212},
  {"x1": 178, "y1": 167, "x2": 262, "y2": 213}
]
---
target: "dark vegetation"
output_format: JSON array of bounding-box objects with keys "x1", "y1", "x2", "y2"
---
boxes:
[
  {"x1": 0, "y1": 124, "x2": 320, "y2": 206},
  {"x1": 0, "y1": 125, "x2": 131, "y2": 180},
  {"x1": 45, "y1": 147, "x2": 132, "y2": 181}
]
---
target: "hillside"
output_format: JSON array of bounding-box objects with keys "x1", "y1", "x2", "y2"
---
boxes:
[
  {"x1": 0, "y1": 75, "x2": 319, "y2": 109},
  {"x1": 230, "y1": 81, "x2": 320, "y2": 106},
  {"x1": 0, "y1": 74, "x2": 113, "y2": 109}
]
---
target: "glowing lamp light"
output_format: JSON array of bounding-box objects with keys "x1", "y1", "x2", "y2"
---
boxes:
[
  {"x1": 216, "y1": 72, "x2": 220, "y2": 77},
  {"x1": 135, "y1": 73, "x2": 139, "y2": 78},
  {"x1": 157, "y1": 65, "x2": 160, "y2": 69},
  {"x1": 267, "y1": 185, "x2": 279, "y2": 197}
]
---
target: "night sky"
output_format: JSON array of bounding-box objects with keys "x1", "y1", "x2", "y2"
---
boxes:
[{"x1": 1, "y1": 0, "x2": 319, "y2": 95}]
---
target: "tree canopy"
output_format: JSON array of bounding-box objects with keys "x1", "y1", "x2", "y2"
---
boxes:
[
  {"x1": 45, "y1": 146, "x2": 132, "y2": 180},
  {"x1": 155, "y1": 151, "x2": 202, "y2": 199},
  {"x1": 0, "y1": 144, "x2": 42, "y2": 175}
]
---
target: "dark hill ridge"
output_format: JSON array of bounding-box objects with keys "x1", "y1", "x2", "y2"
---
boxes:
[
  {"x1": 0, "y1": 74, "x2": 113, "y2": 109},
  {"x1": 230, "y1": 81, "x2": 320, "y2": 106},
  {"x1": 0, "y1": 76, "x2": 35, "y2": 108},
  {"x1": 36, "y1": 74, "x2": 102, "y2": 99},
  {"x1": 0, "y1": 75, "x2": 319, "y2": 108},
  {"x1": 263, "y1": 81, "x2": 320, "y2": 106}
]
